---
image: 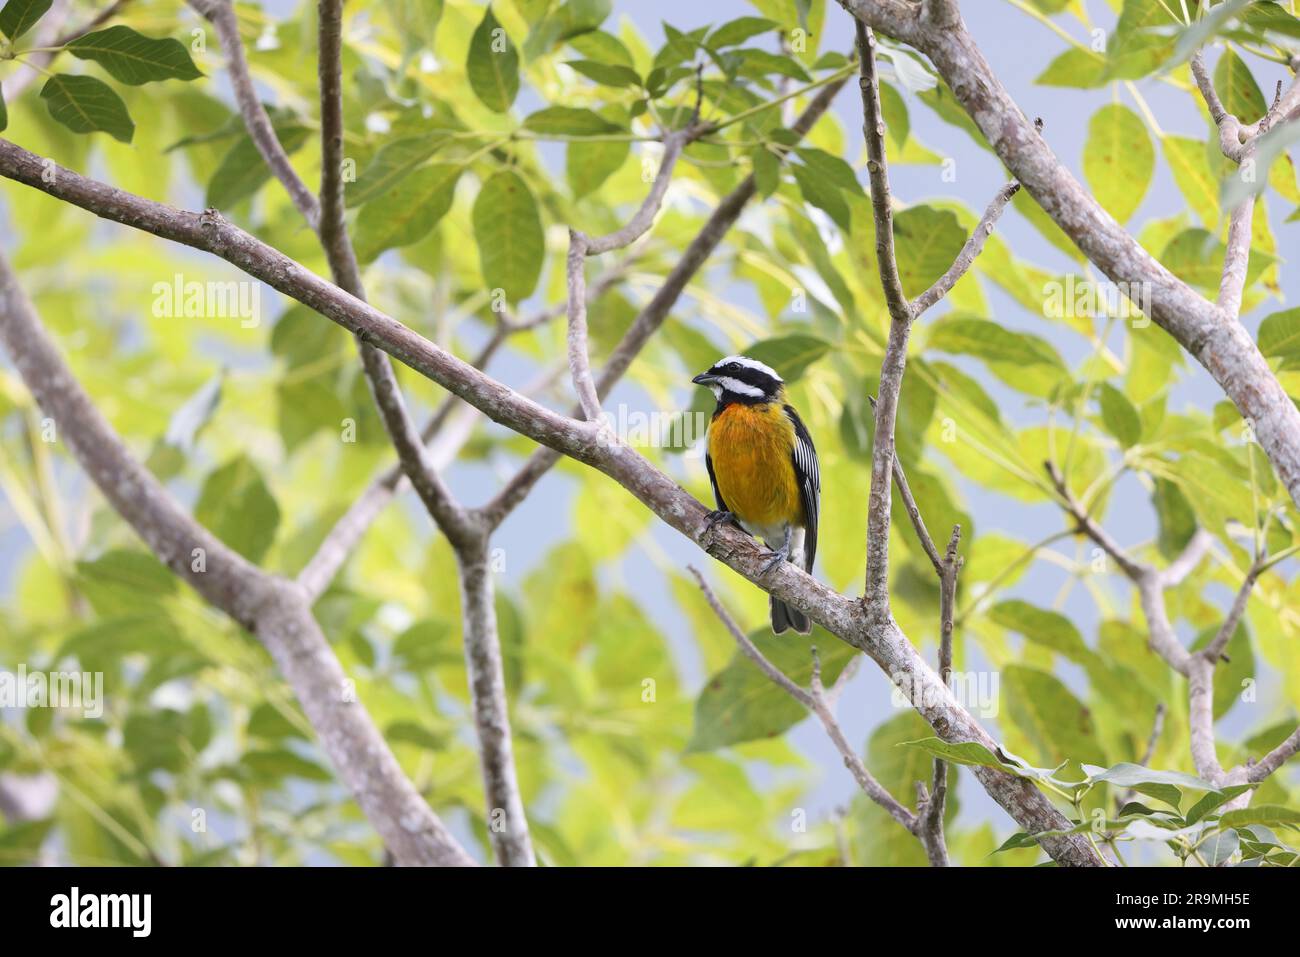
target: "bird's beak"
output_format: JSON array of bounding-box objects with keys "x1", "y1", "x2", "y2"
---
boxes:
[{"x1": 692, "y1": 372, "x2": 717, "y2": 386}]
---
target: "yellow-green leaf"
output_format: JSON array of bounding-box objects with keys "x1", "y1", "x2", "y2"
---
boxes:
[{"x1": 1083, "y1": 104, "x2": 1153, "y2": 223}]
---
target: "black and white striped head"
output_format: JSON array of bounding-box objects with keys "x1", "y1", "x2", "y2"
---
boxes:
[{"x1": 691, "y1": 355, "x2": 784, "y2": 404}]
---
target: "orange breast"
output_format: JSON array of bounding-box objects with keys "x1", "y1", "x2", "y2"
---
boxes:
[{"x1": 708, "y1": 402, "x2": 802, "y2": 528}]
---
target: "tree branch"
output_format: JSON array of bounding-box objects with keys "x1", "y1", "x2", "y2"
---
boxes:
[
  {"x1": 1247, "y1": 725, "x2": 1300, "y2": 784},
  {"x1": 857, "y1": 20, "x2": 913, "y2": 608},
  {"x1": 911, "y1": 180, "x2": 1020, "y2": 317},
  {"x1": 478, "y1": 76, "x2": 850, "y2": 530},
  {"x1": 688, "y1": 567, "x2": 925, "y2": 841},
  {"x1": 0, "y1": 251, "x2": 474, "y2": 867},
  {"x1": 565, "y1": 125, "x2": 698, "y2": 421},
  {"x1": 456, "y1": 532, "x2": 534, "y2": 866},
  {"x1": 313, "y1": 0, "x2": 529, "y2": 863},
  {"x1": 1044, "y1": 457, "x2": 1297, "y2": 792},
  {"x1": 839, "y1": 0, "x2": 1300, "y2": 512},
  {"x1": 0, "y1": 137, "x2": 1102, "y2": 865},
  {"x1": 1202, "y1": 554, "x2": 1265, "y2": 663},
  {"x1": 188, "y1": 0, "x2": 321, "y2": 226}
]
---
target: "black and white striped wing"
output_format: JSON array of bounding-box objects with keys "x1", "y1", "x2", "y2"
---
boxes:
[{"x1": 785, "y1": 405, "x2": 820, "y2": 573}]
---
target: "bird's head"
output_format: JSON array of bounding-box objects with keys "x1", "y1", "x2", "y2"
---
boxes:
[{"x1": 692, "y1": 355, "x2": 784, "y2": 405}]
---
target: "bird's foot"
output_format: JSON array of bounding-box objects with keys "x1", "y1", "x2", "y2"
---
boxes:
[
  {"x1": 704, "y1": 509, "x2": 740, "y2": 535},
  {"x1": 760, "y1": 541, "x2": 791, "y2": 576}
]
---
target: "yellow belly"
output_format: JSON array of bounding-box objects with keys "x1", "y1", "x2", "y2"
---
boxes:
[{"x1": 708, "y1": 402, "x2": 802, "y2": 528}]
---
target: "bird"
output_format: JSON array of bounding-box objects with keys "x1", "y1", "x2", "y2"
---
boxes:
[{"x1": 692, "y1": 355, "x2": 820, "y2": 635}]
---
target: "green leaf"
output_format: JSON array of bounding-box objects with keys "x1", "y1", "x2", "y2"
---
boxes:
[
  {"x1": 66, "y1": 25, "x2": 203, "y2": 85},
  {"x1": 706, "y1": 16, "x2": 778, "y2": 48},
  {"x1": 1185, "y1": 785, "x2": 1253, "y2": 824},
  {"x1": 1152, "y1": 477, "x2": 1197, "y2": 559},
  {"x1": 1162, "y1": 135, "x2": 1220, "y2": 227},
  {"x1": 988, "y1": 599, "x2": 1091, "y2": 663},
  {"x1": 353, "y1": 162, "x2": 462, "y2": 261},
  {"x1": 565, "y1": 59, "x2": 640, "y2": 87},
  {"x1": 125, "y1": 709, "x2": 203, "y2": 772},
  {"x1": 1106, "y1": 0, "x2": 1178, "y2": 80},
  {"x1": 896, "y1": 737, "x2": 1013, "y2": 770},
  {"x1": 40, "y1": 74, "x2": 134, "y2": 143},
  {"x1": 0, "y1": 819, "x2": 54, "y2": 864},
  {"x1": 792, "y1": 162, "x2": 849, "y2": 230},
  {"x1": 1004, "y1": 665, "x2": 1107, "y2": 769},
  {"x1": 1203, "y1": 827, "x2": 1241, "y2": 866},
  {"x1": 0, "y1": 0, "x2": 51, "y2": 41},
  {"x1": 1035, "y1": 47, "x2": 1107, "y2": 88},
  {"x1": 241, "y1": 748, "x2": 333, "y2": 783},
  {"x1": 852, "y1": 712, "x2": 959, "y2": 865},
  {"x1": 1258, "y1": 306, "x2": 1300, "y2": 360},
  {"x1": 566, "y1": 138, "x2": 627, "y2": 198},
  {"x1": 1085, "y1": 762, "x2": 1219, "y2": 791},
  {"x1": 794, "y1": 147, "x2": 862, "y2": 195},
  {"x1": 1219, "y1": 805, "x2": 1300, "y2": 829},
  {"x1": 346, "y1": 133, "x2": 449, "y2": 207},
  {"x1": 1083, "y1": 104, "x2": 1153, "y2": 224},
  {"x1": 652, "y1": 22, "x2": 705, "y2": 73},
  {"x1": 927, "y1": 317, "x2": 1067, "y2": 370},
  {"x1": 0, "y1": 82, "x2": 7, "y2": 133},
  {"x1": 878, "y1": 80, "x2": 909, "y2": 149},
  {"x1": 1098, "y1": 382, "x2": 1142, "y2": 448},
  {"x1": 206, "y1": 124, "x2": 310, "y2": 209},
  {"x1": 893, "y1": 205, "x2": 967, "y2": 299},
  {"x1": 75, "y1": 549, "x2": 176, "y2": 618},
  {"x1": 687, "y1": 631, "x2": 857, "y2": 751},
  {"x1": 1214, "y1": 48, "x2": 1267, "y2": 123},
  {"x1": 522, "y1": 105, "x2": 622, "y2": 135},
  {"x1": 743, "y1": 334, "x2": 829, "y2": 382},
  {"x1": 466, "y1": 5, "x2": 518, "y2": 113},
  {"x1": 751, "y1": 145, "x2": 780, "y2": 197},
  {"x1": 1084, "y1": 762, "x2": 1219, "y2": 809},
  {"x1": 734, "y1": 49, "x2": 810, "y2": 82},
  {"x1": 472, "y1": 170, "x2": 544, "y2": 303},
  {"x1": 194, "y1": 456, "x2": 280, "y2": 564}
]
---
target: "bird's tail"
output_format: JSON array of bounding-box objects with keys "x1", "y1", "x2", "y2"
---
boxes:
[
  {"x1": 770, "y1": 595, "x2": 810, "y2": 635},
  {"x1": 770, "y1": 533, "x2": 811, "y2": 635}
]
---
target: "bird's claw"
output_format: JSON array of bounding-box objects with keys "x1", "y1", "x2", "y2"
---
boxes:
[
  {"x1": 760, "y1": 543, "x2": 790, "y2": 576},
  {"x1": 704, "y1": 509, "x2": 739, "y2": 535}
]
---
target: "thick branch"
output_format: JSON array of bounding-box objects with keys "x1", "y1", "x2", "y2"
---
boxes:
[
  {"x1": 0, "y1": 252, "x2": 473, "y2": 866},
  {"x1": 0, "y1": 138, "x2": 1101, "y2": 865},
  {"x1": 478, "y1": 77, "x2": 849, "y2": 529},
  {"x1": 840, "y1": 1, "x2": 1300, "y2": 512},
  {"x1": 314, "y1": 0, "x2": 526, "y2": 863}
]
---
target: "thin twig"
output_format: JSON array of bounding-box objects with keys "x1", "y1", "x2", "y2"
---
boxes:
[
  {"x1": 188, "y1": 0, "x2": 321, "y2": 226},
  {"x1": 478, "y1": 76, "x2": 850, "y2": 529},
  {"x1": 857, "y1": 20, "x2": 912, "y2": 608},
  {"x1": 688, "y1": 566, "x2": 922, "y2": 838}
]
